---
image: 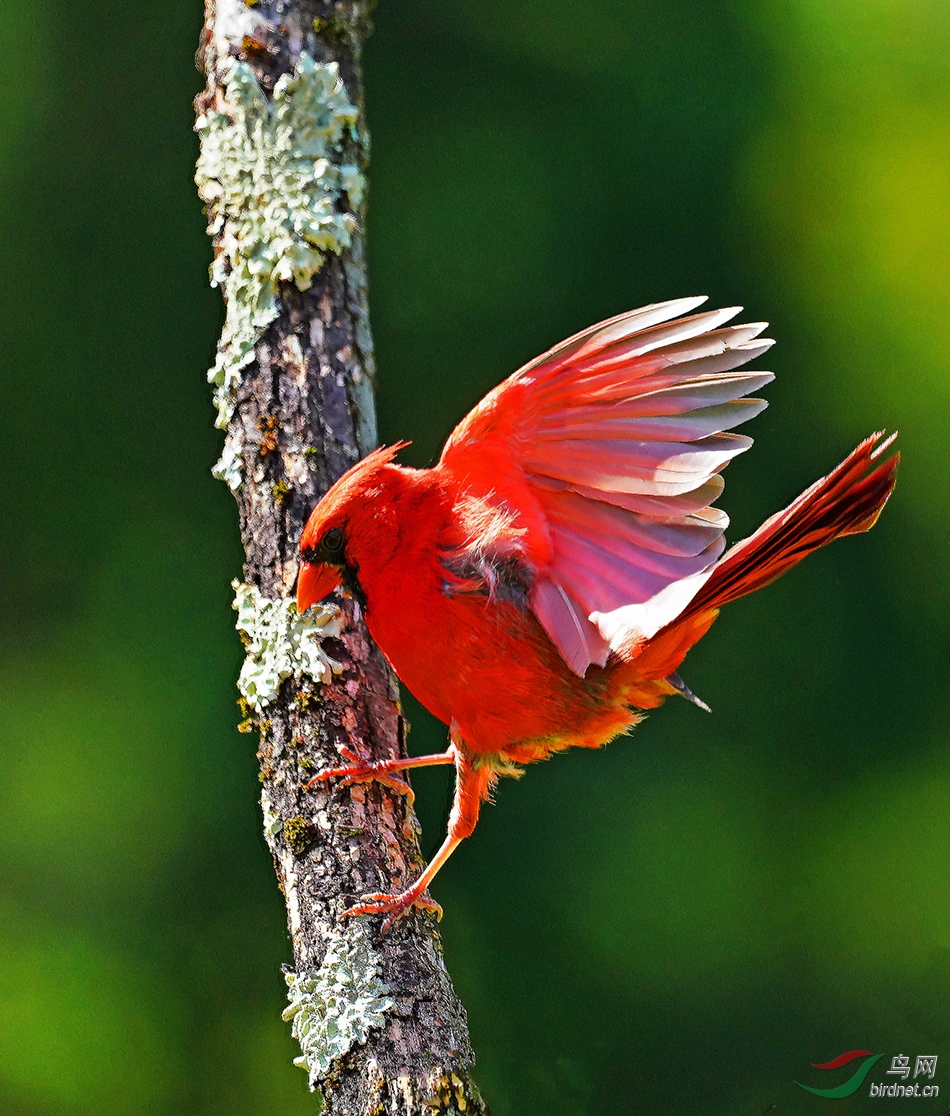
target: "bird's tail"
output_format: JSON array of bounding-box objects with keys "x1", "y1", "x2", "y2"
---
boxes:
[
  {"x1": 683, "y1": 430, "x2": 898, "y2": 618},
  {"x1": 620, "y1": 432, "x2": 898, "y2": 705}
]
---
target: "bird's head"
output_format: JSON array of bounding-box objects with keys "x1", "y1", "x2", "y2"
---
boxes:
[{"x1": 296, "y1": 442, "x2": 409, "y2": 613}]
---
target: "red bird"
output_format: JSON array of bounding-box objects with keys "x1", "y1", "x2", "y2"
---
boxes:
[{"x1": 297, "y1": 297, "x2": 897, "y2": 931}]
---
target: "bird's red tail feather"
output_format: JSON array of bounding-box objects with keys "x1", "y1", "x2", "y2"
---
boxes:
[
  {"x1": 622, "y1": 432, "x2": 897, "y2": 705},
  {"x1": 684, "y1": 431, "x2": 898, "y2": 618}
]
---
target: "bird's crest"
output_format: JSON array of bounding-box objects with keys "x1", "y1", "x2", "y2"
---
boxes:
[{"x1": 300, "y1": 441, "x2": 410, "y2": 551}]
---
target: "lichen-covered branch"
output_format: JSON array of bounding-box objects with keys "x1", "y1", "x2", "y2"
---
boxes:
[{"x1": 194, "y1": 5, "x2": 487, "y2": 1113}]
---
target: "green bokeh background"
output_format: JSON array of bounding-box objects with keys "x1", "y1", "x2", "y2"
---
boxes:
[{"x1": 1, "y1": 3, "x2": 947, "y2": 1114}]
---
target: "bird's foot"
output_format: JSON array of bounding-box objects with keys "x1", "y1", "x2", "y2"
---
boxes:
[
  {"x1": 306, "y1": 745, "x2": 414, "y2": 801},
  {"x1": 344, "y1": 884, "x2": 443, "y2": 934}
]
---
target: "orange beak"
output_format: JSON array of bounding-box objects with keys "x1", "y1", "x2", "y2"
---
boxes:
[{"x1": 296, "y1": 562, "x2": 343, "y2": 613}]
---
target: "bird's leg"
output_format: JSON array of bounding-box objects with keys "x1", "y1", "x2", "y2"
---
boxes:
[
  {"x1": 344, "y1": 747, "x2": 493, "y2": 933},
  {"x1": 306, "y1": 742, "x2": 458, "y2": 799}
]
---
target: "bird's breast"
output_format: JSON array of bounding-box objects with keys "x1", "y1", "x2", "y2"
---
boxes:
[{"x1": 361, "y1": 563, "x2": 635, "y2": 757}]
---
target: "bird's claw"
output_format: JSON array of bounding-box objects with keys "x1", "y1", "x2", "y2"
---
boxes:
[
  {"x1": 344, "y1": 888, "x2": 443, "y2": 934},
  {"x1": 306, "y1": 750, "x2": 415, "y2": 802}
]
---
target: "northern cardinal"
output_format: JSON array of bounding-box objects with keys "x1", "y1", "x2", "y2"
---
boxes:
[{"x1": 297, "y1": 297, "x2": 898, "y2": 931}]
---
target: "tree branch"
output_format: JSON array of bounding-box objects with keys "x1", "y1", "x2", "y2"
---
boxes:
[{"x1": 195, "y1": 4, "x2": 488, "y2": 1112}]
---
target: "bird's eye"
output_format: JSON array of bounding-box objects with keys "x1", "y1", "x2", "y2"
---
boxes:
[{"x1": 323, "y1": 527, "x2": 344, "y2": 554}]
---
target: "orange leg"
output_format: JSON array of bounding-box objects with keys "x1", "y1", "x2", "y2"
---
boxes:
[
  {"x1": 342, "y1": 748, "x2": 493, "y2": 933},
  {"x1": 306, "y1": 742, "x2": 459, "y2": 800}
]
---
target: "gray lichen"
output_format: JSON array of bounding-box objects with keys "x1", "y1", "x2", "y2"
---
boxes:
[
  {"x1": 283, "y1": 925, "x2": 394, "y2": 1089},
  {"x1": 261, "y1": 787, "x2": 283, "y2": 844},
  {"x1": 233, "y1": 580, "x2": 342, "y2": 710},
  {"x1": 211, "y1": 427, "x2": 244, "y2": 491},
  {"x1": 196, "y1": 52, "x2": 364, "y2": 429}
]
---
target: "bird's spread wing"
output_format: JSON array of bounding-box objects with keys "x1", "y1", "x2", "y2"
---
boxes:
[{"x1": 439, "y1": 297, "x2": 775, "y2": 676}]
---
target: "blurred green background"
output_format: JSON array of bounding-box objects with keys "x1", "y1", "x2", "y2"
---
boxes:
[{"x1": 1, "y1": 2, "x2": 947, "y2": 1114}]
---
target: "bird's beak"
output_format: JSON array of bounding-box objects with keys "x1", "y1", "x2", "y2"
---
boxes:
[{"x1": 296, "y1": 562, "x2": 343, "y2": 613}]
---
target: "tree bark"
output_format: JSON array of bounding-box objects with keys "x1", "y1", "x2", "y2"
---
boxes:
[{"x1": 195, "y1": 4, "x2": 488, "y2": 1113}]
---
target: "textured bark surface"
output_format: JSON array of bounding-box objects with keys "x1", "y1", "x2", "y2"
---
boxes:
[{"x1": 196, "y1": 4, "x2": 488, "y2": 1113}]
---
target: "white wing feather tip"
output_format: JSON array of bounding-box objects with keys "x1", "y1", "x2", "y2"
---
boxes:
[{"x1": 589, "y1": 567, "x2": 715, "y2": 649}]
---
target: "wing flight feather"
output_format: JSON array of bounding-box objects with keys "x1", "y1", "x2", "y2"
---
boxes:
[{"x1": 439, "y1": 297, "x2": 775, "y2": 675}]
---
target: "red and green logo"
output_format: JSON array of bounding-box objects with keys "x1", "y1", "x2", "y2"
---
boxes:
[{"x1": 795, "y1": 1050, "x2": 885, "y2": 1098}]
